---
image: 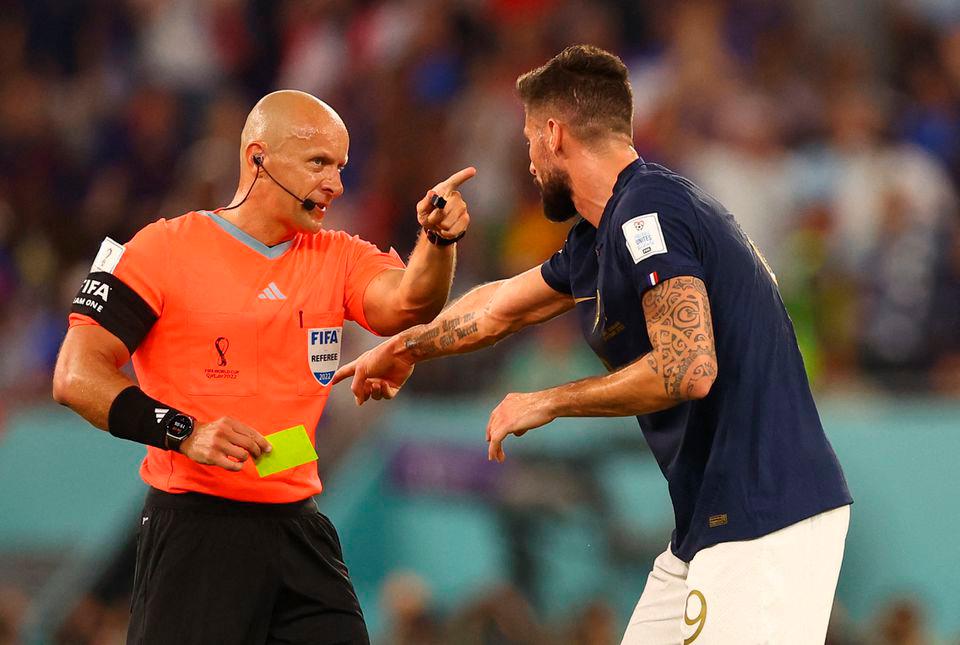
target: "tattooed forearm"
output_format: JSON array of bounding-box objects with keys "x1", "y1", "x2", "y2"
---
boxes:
[
  {"x1": 414, "y1": 327, "x2": 441, "y2": 342},
  {"x1": 642, "y1": 277, "x2": 717, "y2": 400},
  {"x1": 404, "y1": 326, "x2": 440, "y2": 358},
  {"x1": 403, "y1": 312, "x2": 483, "y2": 359},
  {"x1": 442, "y1": 316, "x2": 461, "y2": 332}
]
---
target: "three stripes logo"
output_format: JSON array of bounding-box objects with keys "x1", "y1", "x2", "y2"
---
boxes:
[
  {"x1": 258, "y1": 282, "x2": 287, "y2": 300},
  {"x1": 154, "y1": 408, "x2": 169, "y2": 424}
]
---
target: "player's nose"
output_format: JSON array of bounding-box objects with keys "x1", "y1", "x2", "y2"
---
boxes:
[{"x1": 529, "y1": 161, "x2": 537, "y2": 177}]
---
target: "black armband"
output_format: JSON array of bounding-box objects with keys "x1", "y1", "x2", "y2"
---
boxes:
[
  {"x1": 70, "y1": 272, "x2": 158, "y2": 353},
  {"x1": 108, "y1": 386, "x2": 176, "y2": 449}
]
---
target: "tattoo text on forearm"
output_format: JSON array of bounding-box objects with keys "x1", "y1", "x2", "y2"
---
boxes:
[
  {"x1": 404, "y1": 311, "x2": 480, "y2": 359},
  {"x1": 642, "y1": 277, "x2": 717, "y2": 399}
]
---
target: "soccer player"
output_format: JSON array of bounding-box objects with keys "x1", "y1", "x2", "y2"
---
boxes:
[
  {"x1": 333, "y1": 46, "x2": 853, "y2": 644},
  {"x1": 52, "y1": 90, "x2": 475, "y2": 644}
]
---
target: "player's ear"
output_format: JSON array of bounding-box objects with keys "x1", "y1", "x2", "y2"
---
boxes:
[{"x1": 546, "y1": 118, "x2": 562, "y2": 155}]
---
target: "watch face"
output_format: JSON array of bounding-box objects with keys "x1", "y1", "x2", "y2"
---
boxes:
[{"x1": 168, "y1": 414, "x2": 195, "y2": 438}]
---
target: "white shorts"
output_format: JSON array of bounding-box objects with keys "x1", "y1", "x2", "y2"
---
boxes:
[{"x1": 620, "y1": 505, "x2": 850, "y2": 645}]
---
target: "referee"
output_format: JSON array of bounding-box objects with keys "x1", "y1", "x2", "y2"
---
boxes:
[
  {"x1": 335, "y1": 46, "x2": 852, "y2": 644},
  {"x1": 53, "y1": 90, "x2": 475, "y2": 644}
]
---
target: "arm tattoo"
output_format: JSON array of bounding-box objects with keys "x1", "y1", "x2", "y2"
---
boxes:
[
  {"x1": 403, "y1": 311, "x2": 482, "y2": 359},
  {"x1": 642, "y1": 277, "x2": 717, "y2": 400}
]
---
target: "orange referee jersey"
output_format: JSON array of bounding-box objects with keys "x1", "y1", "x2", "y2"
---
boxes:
[{"x1": 69, "y1": 210, "x2": 404, "y2": 502}]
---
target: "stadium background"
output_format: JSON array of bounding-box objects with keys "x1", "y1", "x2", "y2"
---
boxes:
[{"x1": 1, "y1": 0, "x2": 959, "y2": 643}]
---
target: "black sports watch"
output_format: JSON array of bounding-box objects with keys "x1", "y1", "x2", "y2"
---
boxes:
[
  {"x1": 164, "y1": 412, "x2": 196, "y2": 452},
  {"x1": 423, "y1": 228, "x2": 465, "y2": 246}
]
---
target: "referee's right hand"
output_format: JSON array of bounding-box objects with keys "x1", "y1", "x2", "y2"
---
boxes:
[{"x1": 179, "y1": 417, "x2": 272, "y2": 472}]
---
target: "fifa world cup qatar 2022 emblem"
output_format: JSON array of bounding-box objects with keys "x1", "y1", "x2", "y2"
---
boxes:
[
  {"x1": 214, "y1": 336, "x2": 229, "y2": 366},
  {"x1": 204, "y1": 336, "x2": 239, "y2": 380}
]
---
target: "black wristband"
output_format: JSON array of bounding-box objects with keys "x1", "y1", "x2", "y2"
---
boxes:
[
  {"x1": 423, "y1": 228, "x2": 465, "y2": 246},
  {"x1": 108, "y1": 385, "x2": 175, "y2": 449}
]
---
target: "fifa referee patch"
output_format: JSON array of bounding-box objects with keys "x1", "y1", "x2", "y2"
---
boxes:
[
  {"x1": 308, "y1": 327, "x2": 342, "y2": 386},
  {"x1": 622, "y1": 213, "x2": 667, "y2": 264}
]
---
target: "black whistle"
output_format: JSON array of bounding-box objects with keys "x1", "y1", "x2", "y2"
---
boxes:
[{"x1": 431, "y1": 194, "x2": 447, "y2": 210}]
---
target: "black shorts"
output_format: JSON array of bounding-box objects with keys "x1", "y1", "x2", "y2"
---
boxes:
[{"x1": 127, "y1": 488, "x2": 369, "y2": 645}]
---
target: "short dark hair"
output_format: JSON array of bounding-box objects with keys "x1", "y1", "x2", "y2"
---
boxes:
[{"x1": 517, "y1": 45, "x2": 633, "y2": 141}]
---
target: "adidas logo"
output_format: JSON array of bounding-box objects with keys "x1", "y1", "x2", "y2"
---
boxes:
[
  {"x1": 258, "y1": 282, "x2": 287, "y2": 300},
  {"x1": 155, "y1": 408, "x2": 169, "y2": 423}
]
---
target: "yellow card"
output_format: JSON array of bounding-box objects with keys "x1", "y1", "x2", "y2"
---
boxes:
[{"x1": 254, "y1": 425, "x2": 318, "y2": 478}]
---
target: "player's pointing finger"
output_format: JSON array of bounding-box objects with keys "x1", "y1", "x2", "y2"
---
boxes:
[
  {"x1": 350, "y1": 363, "x2": 368, "y2": 406},
  {"x1": 331, "y1": 360, "x2": 357, "y2": 387},
  {"x1": 435, "y1": 166, "x2": 477, "y2": 193}
]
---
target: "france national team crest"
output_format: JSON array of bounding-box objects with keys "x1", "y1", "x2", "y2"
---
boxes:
[{"x1": 308, "y1": 327, "x2": 342, "y2": 386}]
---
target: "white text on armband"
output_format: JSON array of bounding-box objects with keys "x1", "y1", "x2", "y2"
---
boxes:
[
  {"x1": 69, "y1": 270, "x2": 158, "y2": 353},
  {"x1": 72, "y1": 279, "x2": 111, "y2": 312}
]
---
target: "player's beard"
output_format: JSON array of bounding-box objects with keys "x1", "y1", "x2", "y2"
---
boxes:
[{"x1": 537, "y1": 167, "x2": 578, "y2": 222}]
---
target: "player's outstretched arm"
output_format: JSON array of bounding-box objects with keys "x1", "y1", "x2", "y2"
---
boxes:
[
  {"x1": 361, "y1": 167, "x2": 477, "y2": 335},
  {"x1": 485, "y1": 276, "x2": 717, "y2": 461},
  {"x1": 332, "y1": 266, "x2": 575, "y2": 403}
]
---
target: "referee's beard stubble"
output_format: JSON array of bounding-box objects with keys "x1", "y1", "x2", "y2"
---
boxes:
[
  {"x1": 537, "y1": 168, "x2": 578, "y2": 223},
  {"x1": 290, "y1": 197, "x2": 325, "y2": 234}
]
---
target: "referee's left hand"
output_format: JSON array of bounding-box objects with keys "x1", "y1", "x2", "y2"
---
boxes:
[{"x1": 486, "y1": 391, "x2": 556, "y2": 463}]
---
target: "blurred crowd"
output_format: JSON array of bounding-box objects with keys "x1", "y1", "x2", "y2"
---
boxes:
[
  {"x1": 0, "y1": 0, "x2": 960, "y2": 412},
  {"x1": 2, "y1": 0, "x2": 960, "y2": 414},
  {"x1": 2, "y1": 0, "x2": 960, "y2": 640}
]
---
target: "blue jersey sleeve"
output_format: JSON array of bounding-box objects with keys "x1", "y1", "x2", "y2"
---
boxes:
[
  {"x1": 611, "y1": 187, "x2": 705, "y2": 296},
  {"x1": 540, "y1": 244, "x2": 573, "y2": 295}
]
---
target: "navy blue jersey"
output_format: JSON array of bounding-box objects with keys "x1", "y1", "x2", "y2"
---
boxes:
[{"x1": 541, "y1": 159, "x2": 851, "y2": 561}]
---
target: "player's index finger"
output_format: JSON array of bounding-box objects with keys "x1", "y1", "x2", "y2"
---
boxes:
[
  {"x1": 436, "y1": 166, "x2": 476, "y2": 192},
  {"x1": 351, "y1": 363, "x2": 368, "y2": 402},
  {"x1": 330, "y1": 361, "x2": 357, "y2": 386}
]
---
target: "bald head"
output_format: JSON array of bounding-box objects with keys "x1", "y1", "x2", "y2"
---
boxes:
[
  {"x1": 240, "y1": 90, "x2": 347, "y2": 158},
  {"x1": 227, "y1": 90, "x2": 350, "y2": 241}
]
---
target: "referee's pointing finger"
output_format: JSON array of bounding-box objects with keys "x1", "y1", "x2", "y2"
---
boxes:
[
  {"x1": 418, "y1": 167, "x2": 476, "y2": 228},
  {"x1": 433, "y1": 166, "x2": 477, "y2": 195}
]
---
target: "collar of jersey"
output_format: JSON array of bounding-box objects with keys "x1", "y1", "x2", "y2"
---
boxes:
[
  {"x1": 202, "y1": 211, "x2": 294, "y2": 259},
  {"x1": 596, "y1": 156, "x2": 646, "y2": 240}
]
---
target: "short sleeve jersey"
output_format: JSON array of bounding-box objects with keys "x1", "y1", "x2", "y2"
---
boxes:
[
  {"x1": 541, "y1": 159, "x2": 852, "y2": 561},
  {"x1": 69, "y1": 211, "x2": 404, "y2": 503}
]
